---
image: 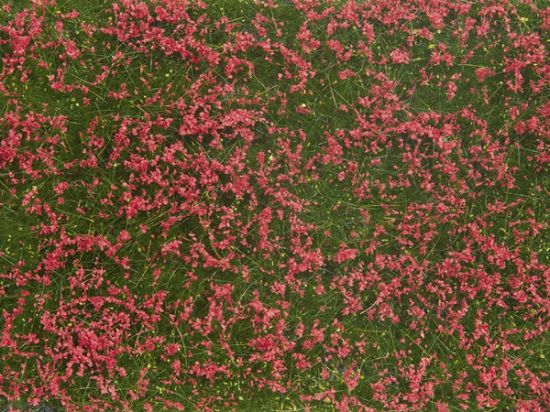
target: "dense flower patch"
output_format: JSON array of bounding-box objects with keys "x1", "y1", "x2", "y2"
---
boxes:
[{"x1": 0, "y1": 0, "x2": 548, "y2": 410}]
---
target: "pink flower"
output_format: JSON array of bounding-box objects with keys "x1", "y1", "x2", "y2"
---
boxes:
[
  {"x1": 390, "y1": 49, "x2": 410, "y2": 64},
  {"x1": 475, "y1": 67, "x2": 495, "y2": 82},
  {"x1": 334, "y1": 244, "x2": 358, "y2": 263}
]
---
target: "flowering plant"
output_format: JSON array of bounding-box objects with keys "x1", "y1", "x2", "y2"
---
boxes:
[{"x1": 0, "y1": 0, "x2": 548, "y2": 411}]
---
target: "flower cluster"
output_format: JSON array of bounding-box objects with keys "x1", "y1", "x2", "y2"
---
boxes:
[{"x1": 0, "y1": 0, "x2": 548, "y2": 411}]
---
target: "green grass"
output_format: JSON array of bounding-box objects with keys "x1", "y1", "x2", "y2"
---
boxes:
[{"x1": 0, "y1": 0, "x2": 548, "y2": 411}]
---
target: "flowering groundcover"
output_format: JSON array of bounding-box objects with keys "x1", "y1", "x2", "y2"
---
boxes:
[{"x1": 0, "y1": 0, "x2": 549, "y2": 411}]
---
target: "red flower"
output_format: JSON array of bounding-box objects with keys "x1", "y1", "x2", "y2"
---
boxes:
[
  {"x1": 390, "y1": 49, "x2": 410, "y2": 64},
  {"x1": 475, "y1": 67, "x2": 495, "y2": 82}
]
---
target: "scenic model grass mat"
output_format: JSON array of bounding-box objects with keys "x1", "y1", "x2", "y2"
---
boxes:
[{"x1": 0, "y1": 0, "x2": 549, "y2": 411}]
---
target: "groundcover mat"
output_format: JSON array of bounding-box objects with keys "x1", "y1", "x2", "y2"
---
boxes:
[{"x1": 0, "y1": 0, "x2": 548, "y2": 411}]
